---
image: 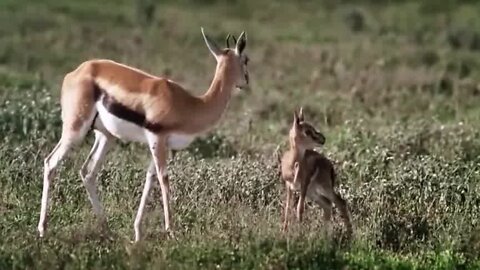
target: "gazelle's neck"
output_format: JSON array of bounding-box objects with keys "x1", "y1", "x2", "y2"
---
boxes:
[
  {"x1": 289, "y1": 138, "x2": 307, "y2": 161},
  {"x1": 191, "y1": 56, "x2": 236, "y2": 132},
  {"x1": 202, "y1": 58, "x2": 235, "y2": 103}
]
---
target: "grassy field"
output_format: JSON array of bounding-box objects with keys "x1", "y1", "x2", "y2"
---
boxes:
[{"x1": 2, "y1": 0, "x2": 480, "y2": 268}]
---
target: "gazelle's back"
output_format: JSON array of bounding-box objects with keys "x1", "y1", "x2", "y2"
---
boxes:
[
  {"x1": 298, "y1": 149, "x2": 336, "y2": 203},
  {"x1": 302, "y1": 149, "x2": 335, "y2": 186}
]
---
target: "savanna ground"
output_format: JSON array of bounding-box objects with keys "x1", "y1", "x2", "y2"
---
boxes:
[{"x1": 1, "y1": 0, "x2": 480, "y2": 269}]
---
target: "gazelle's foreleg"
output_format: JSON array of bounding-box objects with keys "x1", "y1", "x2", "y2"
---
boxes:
[
  {"x1": 147, "y1": 136, "x2": 171, "y2": 232},
  {"x1": 38, "y1": 139, "x2": 74, "y2": 237},
  {"x1": 79, "y1": 130, "x2": 112, "y2": 226},
  {"x1": 282, "y1": 185, "x2": 293, "y2": 232},
  {"x1": 296, "y1": 189, "x2": 307, "y2": 222},
  {"x1": 133, "y1": 135, "x2": 171, "y2": 242},
  {"x1": 294, "y1": 162, "x2": 307, "y2": 222},
  {"x1": 133, "y1": 161, "x2": 156, "y2": 242}
]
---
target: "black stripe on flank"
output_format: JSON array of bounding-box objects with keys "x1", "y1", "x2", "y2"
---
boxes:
[
  {"x1": 102, "y1": 94, "x2": 147, "y2": 127},
  {"x1": 90, "y1": 112, "x2": 98, "y2": 131},
  {"x1": 94, "y1": 83, "x2": 164, "y2": 132},
  {"x1": 92, "y1": 83, "x2": 102, "y2": 101}
]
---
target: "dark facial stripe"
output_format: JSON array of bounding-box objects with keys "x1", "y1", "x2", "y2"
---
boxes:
[
  {"x1": 304, "y1": 126, "x2": 325, "y2": 144},
  {"x1": 313, "y1": 131, "x2": 325, "y2": 144},
  {"x1": 93, "y1": 83, "x2": 164, "y2": 132}
]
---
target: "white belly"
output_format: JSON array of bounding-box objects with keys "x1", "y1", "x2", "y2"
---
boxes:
[
  {"x1": 95, "y1": 102, "x2": 196, "y2": 149},
  {"x1": 96, "y1": 102, "x2": 148, "y2": 143},
  {"x1": 167, "y1": 133, "x2": 196, "y2": 150}
]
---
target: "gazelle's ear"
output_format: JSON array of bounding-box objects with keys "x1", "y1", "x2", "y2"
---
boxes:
[
  {"x1": 201, "y1": 27, "x2": 221, "y2": 60},
  {"x1": 298, "y1": 107, "x2": 304, "y2": 122},
  {"x1": 293, "y1": 110, "x2": 300, "y2": 127},
  {"x1": 235, "y1": 31, "x2": 247, "y2": 55}
]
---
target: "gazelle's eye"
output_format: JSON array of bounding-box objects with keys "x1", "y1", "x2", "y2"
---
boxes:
[{"x1": 244, "y1": 57, "x2": 249, "y2": 65}]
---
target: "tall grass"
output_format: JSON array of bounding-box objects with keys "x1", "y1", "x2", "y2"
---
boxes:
[{"x1": 1, "y1": 0, "x2": 480, "y2": 268}]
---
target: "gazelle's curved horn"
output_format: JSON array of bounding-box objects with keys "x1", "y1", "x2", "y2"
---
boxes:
[
  {"x1": 201, "y1": 27, "x2": 221, "y2": 59},
  {"x1": 225, "y1": 34, "x2": 231, "y2": 48}
]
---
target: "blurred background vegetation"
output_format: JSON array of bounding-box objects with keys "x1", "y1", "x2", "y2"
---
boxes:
[{"x1": 1, "y1": 0, "x2": 480, "y2": 269}]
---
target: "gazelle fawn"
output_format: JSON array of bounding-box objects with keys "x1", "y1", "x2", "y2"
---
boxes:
[
  {"x1": 280, "y1": 108, "x2": 352, "y2": 234},
  {"x1": 38, "y1": 28, "x2": 249, "y2": 242}
]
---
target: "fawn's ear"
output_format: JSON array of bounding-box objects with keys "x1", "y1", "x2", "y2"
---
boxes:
[
  {"x1": 293, "y1": 110, "x2": 300, "y2": 128},
  {"x1": 298, "y1": 107, "x2": 304, "y2": 122}
]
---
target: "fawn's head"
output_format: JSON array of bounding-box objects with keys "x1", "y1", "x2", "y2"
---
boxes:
[{"x1": 289, "y1": 107, "x2": 326, "y2": 150}]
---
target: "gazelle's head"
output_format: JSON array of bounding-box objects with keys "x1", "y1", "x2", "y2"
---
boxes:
[
  {"x1": 289, "y1": 107, "x2": 326, "y2": 150},
  {"x1": 201, "y1": 28, "x2": 250, "y2": 90}
]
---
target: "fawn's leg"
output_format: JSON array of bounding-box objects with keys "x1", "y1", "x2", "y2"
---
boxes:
[
  {"x1": 324, "y1": 190, "x2": 353, "y2": 234},
  {"x1": 296, "y1": 187, "x2": 307, "y2": 222},
  {"x1": 294, "y1": 162, "x2": 307, "y2": 222},
  {"x1": 332, "y1": 192, "x2": 353, "y2": 234},
  {"x1": 282, "y1": 185, "x2": 293, "y2": 232},
  {"x1": 314, "y1": 195, "x2": 332, "y2": 222}
]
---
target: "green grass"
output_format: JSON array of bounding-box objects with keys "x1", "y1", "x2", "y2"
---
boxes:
[{"x1": 2, "y1": 0, "x2": 480, "y2": 269}]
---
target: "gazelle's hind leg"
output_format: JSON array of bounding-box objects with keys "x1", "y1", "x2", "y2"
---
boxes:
[
  {"x1": 37, "y1": 107, "x2": 97, "y2": 237},
  {"x1": 323, "y1": 191, "x2": 353, "y2": 234},
  {"x1": 38, "y1": 139, "x2": 74, "y2": 237},
  {"x1": 307, "y1": 181, "x2": 333, "y2": 226},
  {"x1": 333, "y1": 192, "x2": 353, "y2": 234},
  {"x1": 313, "y1": 195, "x2": 332, "y2": 222},
  {"x1": 310, "y1": 194, "x2": 333, "y2": 234},
  {"x1": 79, "y1": 129, "x2": 112, "y2": 228}
]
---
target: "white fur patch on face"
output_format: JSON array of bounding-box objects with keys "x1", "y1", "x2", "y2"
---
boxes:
[{"x1": 96, "y1": 101, "x2": 149, "y2": 143}]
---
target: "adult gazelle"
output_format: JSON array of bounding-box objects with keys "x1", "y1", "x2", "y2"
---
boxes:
[{"x1": 38, "y1": 28, "x2": 249, "y2": 242}]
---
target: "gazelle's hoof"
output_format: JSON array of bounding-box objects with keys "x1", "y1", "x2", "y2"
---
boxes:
[
  {"x1": 38, "y1": 226, "x2": 45, "y2": 238},
  {"x1": 165, "y1": 229, "x2": 177, "y2": 240},
  {"x1": 99, "y1": 220, "x2": 110, "y2": 233},
  {"x1": 131, "y1": 239, "x2": 140, "y2": 244},
  {"x1": 133, "y1": 234, "x2": 141, "y2": 243}
]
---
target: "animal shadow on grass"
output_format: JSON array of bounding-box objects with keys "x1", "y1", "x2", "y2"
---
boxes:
[{"x1": 65, "y1": 223, "x2": 117, "y2": 244}]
